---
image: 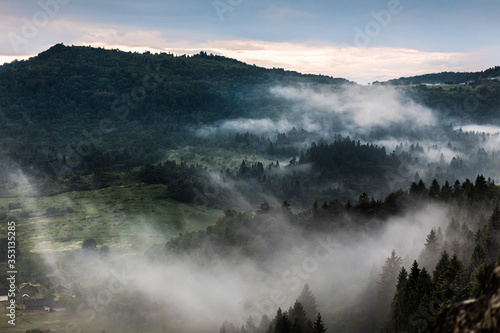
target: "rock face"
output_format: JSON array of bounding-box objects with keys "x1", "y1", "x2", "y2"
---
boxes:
[{"x1": 427, "y1": 264, "x2": 500, "y2": 333}]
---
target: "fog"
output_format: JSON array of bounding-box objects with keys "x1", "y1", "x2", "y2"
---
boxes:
[
  {"x1": 5, "y1": 82, "x2": 499, "y2": 332},
  {"x1": 195, "y1": 84, "x2": 500, "y2": 188},
  {"x1": 196, "y1": 118, "x2": 297, "y2": 137},
  {"x1": 270, "y1": 85, "x2": 435, "y2": 132},
  {"x1": 14, "y1": 162, "x2": 451, "y2": 332},
  {"x1": 182, "y1": 82, "x2": 500, "y2": 259},
  {"x1": 70, "y1": 205, "x2": 447, "y2": 332},
  {"x1": 197, "y1": 85, "x2": 436, "y2": 139},
  {"x1": 455, "y1": 124, "x2": 500, "y2": 134}
]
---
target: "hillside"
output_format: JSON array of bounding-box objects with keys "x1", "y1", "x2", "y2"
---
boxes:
[
  {"x1": 377, "y1": 66, "x2": 500, "y2": 85},
  {"x1": 1, "y1": 45, "x2": 499, "y2": 206},
  {"x1": 0, "y1": 44, "x2": 351, "y2": 176}
]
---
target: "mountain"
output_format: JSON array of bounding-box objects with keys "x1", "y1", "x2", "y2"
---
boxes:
[
  {"x1": 375, "y1": 66, "x2": 500, "y2": 85},
  {"x1": 0, "y1": 43, "x2": 351, "y2": 175},
  {"x1": 1, "y1": 44, "x2": 499, "y2": 182}
]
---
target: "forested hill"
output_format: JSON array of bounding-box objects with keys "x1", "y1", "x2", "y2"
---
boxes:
[
  {"x1": 0, "y1": 44, "x2": 351, "y2": 172},
  {"x1": 0, "y1": 43, "x2": 350, "y2": 130},
  {"x1": 1, "y1": 44, "x2": 500, "y2": 180},
  {"x1": 377, "y1": 66, "x2": 500, "y2": 85}
]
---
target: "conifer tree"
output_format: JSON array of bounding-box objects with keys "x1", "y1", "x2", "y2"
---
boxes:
[
  {"x1": 428, "y1": 178, "x2": 441, "y2": 197},
  {"x1": 289, "y1": 301, "x2": 309, "y2": 332},
  {"x1": 312, "y1": 200, "x2": 319, "y2": 219},
  {"x1": 258, "y1": 314, "x2": 271, "y2": 333},
  {"x1": 467, "y1": 260, "x2": 488, "y2": 298},
  {"x1": 470, "y1": 243, "x2": 486, "y2": 268},
  {"x1": 312, "y1": 313, "x2": 327, "y2": 333},
  {"x1": 386, "y1": 267, "x2": 409, "y2": 333},
  {"x1": 488, "y1": 205, "x2": 500, "y2": 231},
  {"x1": 246, "y1": 316, "x2": 257, "y2": 333},
  {"x1": 419, "y1": 228, "x2": 441, "y2": 270},
  {"x1": 298, "y1": 284, "x2": 318, "y2": 320},
  {"x1": 274, "y1": 308, "x2": 291, "y2": 333},
  {"x1": 377, "y1": 250, "x2": 403, "y2": 321},
  {"x1": 291, "y1": 318, "x2": 304, "y2": 333}
]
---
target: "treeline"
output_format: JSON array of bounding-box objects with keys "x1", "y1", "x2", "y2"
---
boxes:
[
  {"x1": 136, "y1": 161, "x2": 215, "y2": 203},
  {"x1": 299, "y1": 138, "x2": 397, "y2": 179},
  {"x1": 159, "y1": 175, "x2": 499, "y2": 259},
  {"x1": 379, "y1": 66, "x2": 500, "y2": 85},
  {"x1": 230, "y1": 135, "x2": 403, "y2": 206},
  {"x1": 407, "y1": 80, "x2": 500, "y2": 124},
  {"x1": 207, "y1": 128, "x2": 500, "y2": 206},
  {"x1": 153, "y1": 174, "x2": 500, "y2": 332}
]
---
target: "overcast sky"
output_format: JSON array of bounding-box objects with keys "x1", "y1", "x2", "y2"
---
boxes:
[{"x1": 1, "y1": 0, "x2": 499, "y2": 83}]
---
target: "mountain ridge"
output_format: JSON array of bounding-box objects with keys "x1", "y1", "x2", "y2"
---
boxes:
[{"x1": 375, "y1": 66, "x2": 500, "y2": 85}]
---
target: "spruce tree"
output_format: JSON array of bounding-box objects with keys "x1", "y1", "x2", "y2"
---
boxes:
[
  {"x1": 377, "y1": 250, "x2": 403, "y2": 325},
  {"x1": 312, "y1": 200, "x2": 319, "y2": 219},
  {"x1": 312, "y1": 313, "x2": 327, "y2": 333},
  {"x1": 386, "y1": 267, "x2": 408, "y2": 333},
  {"x1": 298, "y1": 284, "x2": 318, "y2": 321},
  {"x1": 489, "y1": 205, "x2": 500, "y2": 230},
  {"x1": 289, "y1": 301, "x2": 309, "y2": 332},
  {"x1": 428, "y1": 178, "x2": 441, "y2": 197},
  {"x1": 291, "y1": 318, "x2": 304, "y2": 333},
  {"x1": 258, "y1": 314, "x2": 271, "y2": 333},
  {"x1": 467, "y1": 260, "x2": 488, "y2": 298},
  {"x1": 419, "y1": 228, "x2": 441, "y2": 270},
  {"x1": 274, "y1": 308, "x2": 291, "y2": 333}
]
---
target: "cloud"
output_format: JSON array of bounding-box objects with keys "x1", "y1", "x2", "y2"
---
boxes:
[
  {"x1": 196, "y1": 118, "x2": 297, "y2": 137},
  {"x1": 1, "y1": 18, "x2": 497, "y2": 84}
]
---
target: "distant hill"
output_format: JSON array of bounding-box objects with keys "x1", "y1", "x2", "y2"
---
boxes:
[
  {"x1": 375, "y1": 66, "x2": 500, "y2": 85},
  {"x1": 0, "y1": 44, "x2": 351, "y2": 131}
]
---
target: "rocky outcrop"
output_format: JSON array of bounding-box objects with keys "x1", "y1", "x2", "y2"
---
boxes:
[{"x1": 426, "y1": 264, "x2": 500, "y2": 332}]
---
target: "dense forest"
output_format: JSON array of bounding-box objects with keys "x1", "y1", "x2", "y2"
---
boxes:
[
  {"x1": 376, "y1": 66, "x2": 500, "y2": 85},
  {"x1": 1, "y1": 44, "x2": 499, "y2": 182},
  {"x1": 1, "y1": 45, "x2": 500, "y2": 332},
  {"x1": 143, "y1": 174, "x2": 500, "y2": 332}
]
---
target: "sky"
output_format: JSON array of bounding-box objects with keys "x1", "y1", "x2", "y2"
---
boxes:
[{"x1": 0, "y1": 0, "x2": 499, "y2": 84}]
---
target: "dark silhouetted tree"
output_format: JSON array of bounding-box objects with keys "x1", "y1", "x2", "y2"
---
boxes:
[
  {"x1": 312, "y1": 313, "x2": 327, "y2": 333},
  {"x1": 274, "y1": 308, "x2": 291, "y2": 333},
  {"x1": 289, "y1": 301, "x2": 310, "y2": 332}
]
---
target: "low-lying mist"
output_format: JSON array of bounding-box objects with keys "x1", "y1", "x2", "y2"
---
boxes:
[
  {"x1": 195, "y1": 84, "x2": 500, "y2": 187},
  {"x1": 27, "y1": 178, "x2": 450, "y2": 332},
  {"x1": 197, "y1": 85, "x2": 436, "y2": 139}
]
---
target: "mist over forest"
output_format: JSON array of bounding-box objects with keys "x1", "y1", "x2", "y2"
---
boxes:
[{"x1": 1, "y1": 45, "x2": 500, "y2": 333}]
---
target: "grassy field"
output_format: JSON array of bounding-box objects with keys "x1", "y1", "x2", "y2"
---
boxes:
[
  {"x1": 0, "y1": 310, "x2": 160, "y2": 333},
  {"x1": 0, "y1": 309, "x2": 219, "y2": 333},
  {"x1": 0, "y1": 181, "x2": 223, "y2": 254},
  {"x1": 0, "y1": 311, "x2": 67, "y2": 333},
  {"x1": 164, "y1": 145, "x2": 280, "y2": 171}
]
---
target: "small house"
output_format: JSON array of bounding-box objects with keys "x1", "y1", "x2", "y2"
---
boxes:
[
  {"x1": 24, "y1": 299, "x2": 66, "y2": 312},
  {"x1": 20, "y1": 283, "x2": 40, "y2": 298}
]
